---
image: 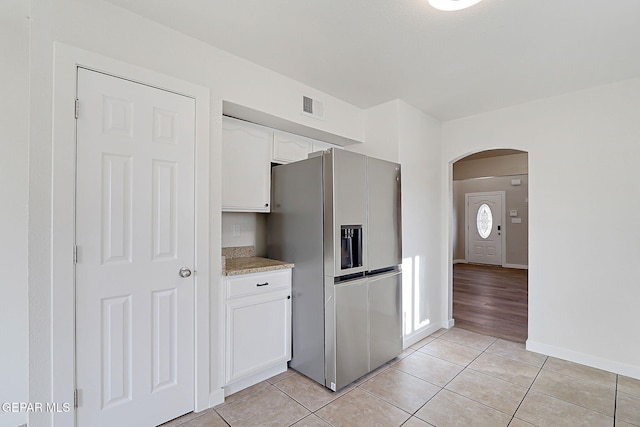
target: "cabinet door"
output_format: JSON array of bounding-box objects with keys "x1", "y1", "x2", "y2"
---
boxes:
[
  {"x1": 311, "y1": 139, "x2": 340, "y2": 155},
  {"x1": 222, "y1": 116, "x2": 272, "y2": 212},
  {"x1": 272, "y1": 130, "x2": 312, "y2": 164},
  {"x1": 225, "y1": 291, "x2": 291, "y2": 384}
]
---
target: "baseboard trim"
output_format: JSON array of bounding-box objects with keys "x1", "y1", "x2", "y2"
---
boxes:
[
  {"x1": 503, "y1": 263, "x2": 528, "y2": 270},
  {"x1": 209, "y1": 388, "x2": 225, "y2": 409},
  {"x1": 223, "y1": 363, "x2": 288, "y2": 397},
  {"x1": 526, "y1": 339, "x2": 640, "y2": 380},
  {"x1": 403, "y1": 320, "x2": 453, "y2": 349},
  {"x1": 454, "y1": 260, "x2": 528, "y2": 270}
]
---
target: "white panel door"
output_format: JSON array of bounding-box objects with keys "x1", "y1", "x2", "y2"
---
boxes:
[
  {"x1": 466, "y1": 192, "x2": 503, "y2": 265},
  {"x1": 75, "y1": 68, "x2": 196, "y2": 427}
]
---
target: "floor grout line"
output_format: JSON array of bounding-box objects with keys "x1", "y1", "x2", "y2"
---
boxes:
[
  {"x1": 509, "y1": 356, "x2": 546, "y2": 426},
  {"x1": 613, "y1": 374, "x2": 619, "y2": 422}
]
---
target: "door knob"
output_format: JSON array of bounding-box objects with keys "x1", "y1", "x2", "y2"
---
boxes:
[{"x1": 178, "y1": 267, "x2": 192, "y2": 278}]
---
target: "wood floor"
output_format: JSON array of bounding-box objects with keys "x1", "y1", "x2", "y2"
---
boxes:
[{"x1": 453, "y1": 263, "x2": 528, "y2": 343}]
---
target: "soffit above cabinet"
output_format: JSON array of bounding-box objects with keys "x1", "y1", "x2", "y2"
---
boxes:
[{"x1": 223, "y1": 101, "x2": 362, "y2": 147}]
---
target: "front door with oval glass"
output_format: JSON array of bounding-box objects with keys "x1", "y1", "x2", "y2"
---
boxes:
[{"x1": 466, "y1": 192, "x2": 503, "y2": 265}]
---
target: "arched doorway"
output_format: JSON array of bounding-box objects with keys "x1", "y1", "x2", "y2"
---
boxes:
[{"x1": 451, "y1": 149, "x2": 529, "y2": 342}]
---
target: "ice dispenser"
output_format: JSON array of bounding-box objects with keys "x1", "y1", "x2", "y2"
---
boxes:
[{"x1": 340, "y1": 225, "x2": 363, "y2": 270}]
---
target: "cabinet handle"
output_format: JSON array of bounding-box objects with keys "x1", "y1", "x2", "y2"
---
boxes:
[
  {"x1": 265, "y1": 203, "x2": 269, "y2": 207},
  {"x1": 287, "y1": 295, "x2": 291, "y2": 299},
  {"x1": 256, "y1": 282, "x2": 269, "y2": 287}
]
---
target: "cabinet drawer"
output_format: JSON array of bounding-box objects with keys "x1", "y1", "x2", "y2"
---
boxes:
[{"x1": 226, "y1": 269, "x2": 291, "y2": 299}]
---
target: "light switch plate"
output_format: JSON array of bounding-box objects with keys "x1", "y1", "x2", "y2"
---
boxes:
[
  {"x1": 510, "y1": 209, "x2": 518, "y2": 217},
  {"x1": 511, "y1": 218, "x2": 522, "y2": 223}
]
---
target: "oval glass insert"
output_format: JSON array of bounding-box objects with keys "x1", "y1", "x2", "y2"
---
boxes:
[{"x1": 476, "y1": 203, "x2": 492, "y2": 239}]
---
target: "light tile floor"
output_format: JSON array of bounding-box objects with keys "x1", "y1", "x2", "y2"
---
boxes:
[{"x1": 161, "y1": 327, "x2": 640, "y2": 427}]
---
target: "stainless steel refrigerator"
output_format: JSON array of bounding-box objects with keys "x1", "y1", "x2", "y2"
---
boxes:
[{"x1": 268, "y1": 148, "x2": 402, "y2": 391}]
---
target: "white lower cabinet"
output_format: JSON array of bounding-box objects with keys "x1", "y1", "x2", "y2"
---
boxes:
[{"x1": 224, "y1": 269, "x2": 292, "y2": 387}]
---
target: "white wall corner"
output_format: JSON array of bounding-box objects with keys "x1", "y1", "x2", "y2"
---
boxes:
[{"x1": 352, "y1": 99, "x2": 401, "y2": 161}]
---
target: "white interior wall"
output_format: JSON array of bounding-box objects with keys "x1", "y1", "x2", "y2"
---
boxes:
[
  {"x1": 51, "y1": 0, "x2": 364, "y2": 142},
  {"x1": 398, "y1": 101, "x2": 445, "y2": 343},
  {"x1": 221, "y1": 213, "x2": 268, "y2": 257},
  {"x1": 443, "y1": 77, "x2": 640, "y2": 379},
  {"x1": 0, "y1": 2, "x2": 30, "y2": 427},
  {"x1": 349, "y1": 99, "x2": 400, "y2": 162}
]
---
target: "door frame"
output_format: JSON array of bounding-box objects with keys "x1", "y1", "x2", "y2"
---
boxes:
[
  {"x1": 464, "y1": 191, "x2": 506, "y2": 267},
  {"x1": 50, "y1": 43, "x2": 215, "y2": 426}
]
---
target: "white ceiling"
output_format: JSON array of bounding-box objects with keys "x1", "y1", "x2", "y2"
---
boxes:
[{"x1": 104, "y1": 0, "x2": 640, "y2": 121}]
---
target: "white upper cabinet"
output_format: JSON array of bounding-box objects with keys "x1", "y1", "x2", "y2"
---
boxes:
[
  {"x1": 222, "y1": 115, "x2": 342, "y2": 211},
  {"x1": 272, "y1": 130, "x2": 342, "y2": 164},
  {"x1": 272, "y1": 130, "x2": 313, "y2": 164},
  {"x1": 222, "y1": 116, "x2": 272, "y2": 212},
  {"x1": 311, "y1": 139, "x2": 339, "y2": 155}
]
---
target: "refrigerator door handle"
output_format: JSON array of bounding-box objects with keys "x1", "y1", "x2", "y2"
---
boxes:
[{"x1": 365, "y1": 266, "x2": 400, "y2": 278}]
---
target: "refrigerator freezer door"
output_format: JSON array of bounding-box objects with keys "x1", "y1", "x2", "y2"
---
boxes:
[
  {"x1": 369, "y1": 271, "x2": 403, "y2": 370},
  {"x1": 367, "y1": 158, "x2": 402, "y2": 270},
  {"x1": 325, "y1": 276, "x2": 369, "y2": 391}
]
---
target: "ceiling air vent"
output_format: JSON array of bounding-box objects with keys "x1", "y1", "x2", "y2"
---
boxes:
[{"x1": 302, "y1": 95, "x2": 325, "y2": 120}]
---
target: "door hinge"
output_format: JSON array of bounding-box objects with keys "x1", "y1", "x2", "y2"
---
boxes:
[
  {"x1": 74, "y1": 245, "x2": 78, "y2": 263},
  {"x1": 75, "y1": 98, "x2": 79, "y2": 119},
  {"x1": 74, "y1": 389, "x2": 79, "y2": 408}
]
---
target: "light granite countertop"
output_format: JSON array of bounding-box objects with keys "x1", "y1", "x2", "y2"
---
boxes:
[
  {"x1": 222, "y1": 246, "x2": 294, "y2": 276},
  {"x1": 223, "y1": 256, "x2": 294, "y2": 276}
]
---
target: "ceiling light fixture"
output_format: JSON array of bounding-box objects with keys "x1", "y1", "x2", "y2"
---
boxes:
[{"x1": 428, "y1": 0, "x2": 483, "y2": 11}]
